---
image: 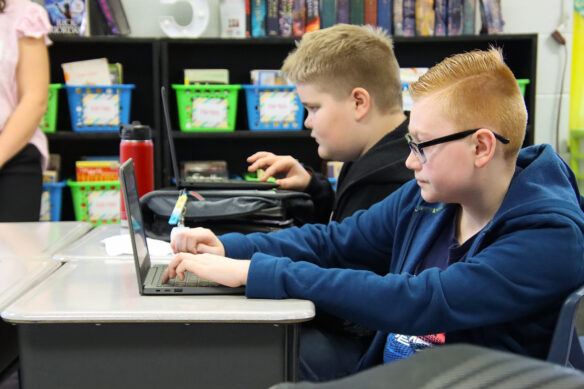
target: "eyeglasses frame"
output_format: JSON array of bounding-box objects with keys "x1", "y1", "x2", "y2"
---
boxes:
[{"x1": 405, "y1": 128, "x2": 510, "y2": 164}]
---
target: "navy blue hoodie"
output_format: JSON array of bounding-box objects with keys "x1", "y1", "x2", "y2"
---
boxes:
[{"x1": 220, "y1": 144, "x2": 584, "y2": 370}]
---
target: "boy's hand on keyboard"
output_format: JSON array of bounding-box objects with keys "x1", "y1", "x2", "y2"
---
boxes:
[
  {"x1": 171, "y1": 227, "x2": 225, "y2": 256},
  {"x1": 162, "y1": 252, "x2": 250, "y2": 288},
  {"x1": 247, "y1": 151, "x2": 311, "y2": 191}
]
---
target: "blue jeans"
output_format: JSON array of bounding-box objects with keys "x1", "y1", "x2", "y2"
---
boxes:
[{"x1": 298, "y1": 322, "x2": 373, "y2": 382}]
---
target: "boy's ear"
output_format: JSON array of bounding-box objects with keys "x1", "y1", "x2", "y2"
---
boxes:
[
  {"x1": 473, "y1": 129, "x2": 497, "y2": 168},
  {"x1": 351, "y1": 87, "x2": 371, "y2": 120}
]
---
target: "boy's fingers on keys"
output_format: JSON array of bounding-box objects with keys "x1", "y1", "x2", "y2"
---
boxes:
[
  {"x1": 163, "y1": 255, "x2": 182, "y2": 281},
  {"x1": 175, "y1": 263, "x2": 188, "y2": 281}
]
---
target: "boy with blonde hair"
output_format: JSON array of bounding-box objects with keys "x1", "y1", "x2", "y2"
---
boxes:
[
  {"x1": 164, "y1": 48, "x2": 584, "y2": 381},
  {"x1": 247, "y1": 24, "x2": 412, "y2": 223}
]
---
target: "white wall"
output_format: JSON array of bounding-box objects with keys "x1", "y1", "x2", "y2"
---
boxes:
[{"x1": 502, "y1": 0, "x2": 573, "y2": 157}]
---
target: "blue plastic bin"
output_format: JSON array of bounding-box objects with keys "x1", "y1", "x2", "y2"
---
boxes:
[
  {"x1": 40, "y1": 181, "x2": 66, "y2": 221},
  {"x1": 65, "y1": 84, "x2": 135, "y2": 132},
  {"x1": 242, "y1": 85, "x2": 304, "y2": 130}
]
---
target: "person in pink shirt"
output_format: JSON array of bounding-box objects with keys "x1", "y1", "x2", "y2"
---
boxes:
[{"x1": 0, "y1": 0, "x2": 51, "y2": 221}]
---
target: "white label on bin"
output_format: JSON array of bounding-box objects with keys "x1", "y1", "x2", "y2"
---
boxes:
[
  {"x1": 192, "y1": 98, "x2": 228, "y2": 128},
  {"x1": 87, "y1": 190, "x2": 120, "y2": 221},
  {"x1": 259, "y1": 91, "x2": 298, "y2": 123},
  {"x1": 82, "y1": 94, "x2": 120, "y2": 126}
]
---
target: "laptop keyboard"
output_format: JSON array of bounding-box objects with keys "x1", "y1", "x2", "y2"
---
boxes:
[
  {"x1": 146, "y1": 264, "x2": 220, "y2": 288},
  {"x1": 185, "y1": 176, "x2": 240, "y2": 183}
]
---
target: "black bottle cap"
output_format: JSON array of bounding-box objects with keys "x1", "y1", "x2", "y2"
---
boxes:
[{"x1": 120, "y1": 121, "x2": 152, "y2": 141}]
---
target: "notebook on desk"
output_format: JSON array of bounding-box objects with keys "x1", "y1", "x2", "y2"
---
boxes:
[
  {"x1": 161, "y1": 86, "x2": 279, "y2": 190},
  {"x1": 119, "y1": 158, "x2": 245, "y2": 295}
]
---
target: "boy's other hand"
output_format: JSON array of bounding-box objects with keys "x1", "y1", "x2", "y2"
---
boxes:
[
  {"x1": 170, "y1": 227, "x2": 225, "y2": 256},
  {"x1": 247, "y1": 151, "x2": 311, "y2": 191},
  {"x1": 162, "y1": 253, "x2": 250, "y2": 287}
]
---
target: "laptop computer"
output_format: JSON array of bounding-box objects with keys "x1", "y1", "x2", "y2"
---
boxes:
[
  {"x1": 161, "y1": 86, "x2": 279, "y2": 190},
  {"x1": 119, "y1": 158, "x2": 245, "y2": 295}
]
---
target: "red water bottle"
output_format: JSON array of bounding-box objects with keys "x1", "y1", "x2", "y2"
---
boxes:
[{"x1": 120, "y1": 121, "x2": 154, "y2": 226}]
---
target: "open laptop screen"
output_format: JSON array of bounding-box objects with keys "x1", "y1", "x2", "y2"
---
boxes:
[{"x1": 119, "y1": 158, "x2": 151, "y2": 286}]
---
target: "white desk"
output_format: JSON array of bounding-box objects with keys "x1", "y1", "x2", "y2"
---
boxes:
[
  {"x1": 2, "y1": 260, "x2": 315, "y2": 388},
  {"x1": 0, "y1": 259, "x2": 61, "y2": 313},
  {"x1": 52, "y1": 223, "x2": 171, "y2": 262},
  {"x1": 0, "y1": 221, "x2": 91, "y2": 378},
  {"x1": 0, "y1": 221, "x2": 92, "y2": 260},
  {"x1": 0, "y1": 257, "x2": 61, "y2": 380}
]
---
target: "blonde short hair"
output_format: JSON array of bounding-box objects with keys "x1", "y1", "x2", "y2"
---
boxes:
[
  {"x1": 409, "y1": 47, "x2": 527, "y2": 158},
  {"x1": 281, "y1": 24, "x2": 402, "y2": 114}
]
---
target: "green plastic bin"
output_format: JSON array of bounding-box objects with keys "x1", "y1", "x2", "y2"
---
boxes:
[
  {"x1": 173, "y1": 84, "x2": 241, "y2": 132},
  {"x1": 67, "y1": 180, "x2": 120, "y2": 226},
  {"x1": 40, "y1": 83, "x2": 62, "y2": 133},
  {"x1": 517, "y1": 79, "x2": 530, "y2": 98}
]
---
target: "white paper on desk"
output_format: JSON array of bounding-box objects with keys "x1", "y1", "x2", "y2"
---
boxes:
[{"x1": 101, "y1": 235, "x2": 173, "y2": 257}]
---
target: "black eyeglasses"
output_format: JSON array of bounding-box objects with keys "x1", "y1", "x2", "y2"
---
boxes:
[{"x1": 405, "y1": 128, "x2": 510, "y2": 164}]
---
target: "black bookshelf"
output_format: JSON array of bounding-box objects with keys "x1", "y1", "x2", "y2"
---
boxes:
[{"x1": 46, "y1": 34, "x2": 537, "y2": 220}]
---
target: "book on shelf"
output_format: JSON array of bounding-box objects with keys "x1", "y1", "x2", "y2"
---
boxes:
[
  {"x1": 42, "y1": 170, "x2": 58, "y2": 184},
  {"x1": 108, "y1": 63, "x2": 123, "y2": 84},
  {"x1": 364, "y1": 0, "x2": 377, "y2": 26},
  {"x1": 245, "y1": 0, "x2": 252, "y2": 36},
  {"x1": 95, "y1": 0, "x2": 118, "y2": 34},
  {"x1": 62, "y1": 58, "x2": 111, "y2": 85},
  {"x1": 101, "y1": 0, "x2": 130, "y2": 35},
  {"x1": 462, "y1": 0, "x2": 476, "y2": 34},
  {"x1": 305, "y1": 0, "x2": 320, "y2": 32},
  {"x1": 434, "y1": 0, "x2": 447, "y2": 36},
  {"x1": 377, "y1": 0, "x2": 392, "y2": 33},
  {"x1": 44, "y1": 0, "x2": 88, "y2": 35},
  {"x1": 42, "y1": 154, "x2": 61, "y2": 186},
  {"x1": 250, "y1": 69, "x2": 289, "y2": 85},
  {"x1": 292, "y1": 0, "x2": 306, "y2": 37},
  {"x1": 220, "y1": 0, "x2": 247, "y2": 38},
  {"x1": 87, "y1": 0, "x2": 111, "y2": 36},
  {"x1": 46, "y1": 154, "x2": 61, "y2": 182},
  {"x1": 402, "y1": 0, "x2": 415, "y2": 36},
  {"x1": 75, "y1": 160, "x2": 120, "y2": 182},
  {"x1": 349, "y1": 0, "x2": 364, "y2": 25},
  {"x1": 393, "y1": 0, "x2": 403, "y2": 36},
  {"x1": 266, "y1": 0, "x2": 280, "y2": 36},
  {"x1": 184, "y1": 69, "x2": 230, "y2": 85},
  {"x1": 320, "y1": 0, "x2": 336, "y2": 28},
  {"x1": 251, "y1": 0, "x2": 267, "y2": 37},
  {"x1": 479, "y1": 0, "x2": 503, "y2": 34},
  {"x1": 279, "y1": 0, "x2": 294, "y2": 37},
  {"x1": 337, "y1": 0, "x2": 350, "y2": 24},
  {"x1": 448, "y1": 0, "x2": 463, "y2": 35},
  {"x1": 415, "y1": 0, "x2": 434, "y2": 36}
]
